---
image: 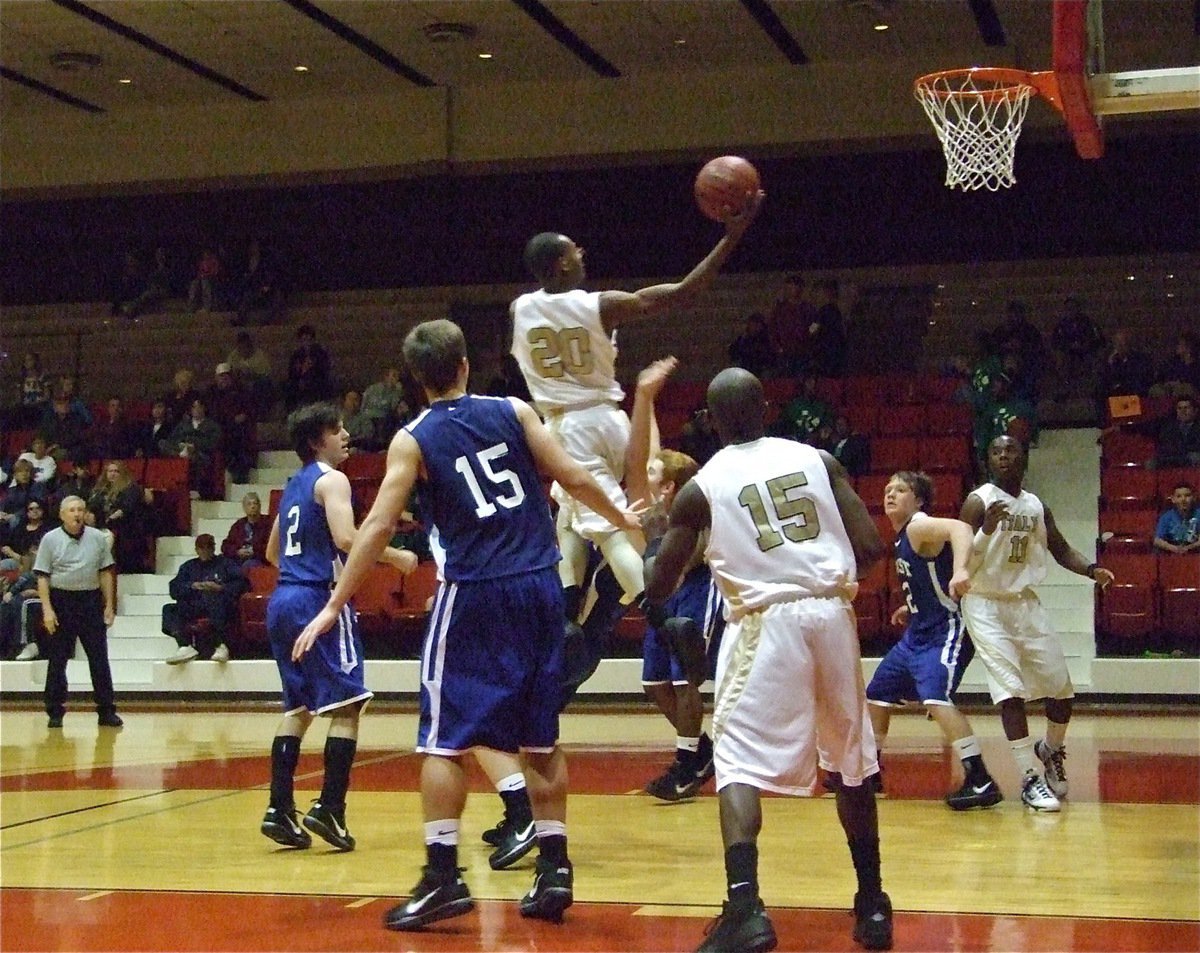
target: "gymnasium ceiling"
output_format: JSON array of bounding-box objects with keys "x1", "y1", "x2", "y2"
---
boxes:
[{"x1": 1, "y1": 0, "x2": 1197, "y2": 121}]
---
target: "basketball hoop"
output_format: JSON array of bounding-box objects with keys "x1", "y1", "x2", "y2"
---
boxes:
[{"x1": 914, "y1": 68, "x2": 1050, "y2": 192}]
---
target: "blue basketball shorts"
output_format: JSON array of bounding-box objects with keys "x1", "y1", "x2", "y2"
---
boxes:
[
  {"x1": 267, "y1": 584, "x2": 372, "y2": 716},
  {"x1": 866, "y1": 615, "x2": 974, "y2": 707},
  {"x1": 417, "y1": 566, "x2": 565, "y2": 755},
  {"x1": 643, "y1": 570, "x2": 725, "y2": 685}
]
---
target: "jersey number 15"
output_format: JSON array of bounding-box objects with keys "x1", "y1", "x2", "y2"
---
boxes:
[
  {"x1": 738, "y1": 471, "x2": 822, "y2": 552},
  {"x1": 455, "y1": 442, "x2": 526, "y2": 518}
]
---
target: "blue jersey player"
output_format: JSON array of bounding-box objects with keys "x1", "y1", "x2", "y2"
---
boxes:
[
  {"x1": 866, "y1": 470, "x2": 1001, "y2": 811},
  {"x1": 295, "y1": 319, "x2": 639, "y2": 933},
  {"x1": 259, "y1": 403, "x2": 417, "y2": 852}
]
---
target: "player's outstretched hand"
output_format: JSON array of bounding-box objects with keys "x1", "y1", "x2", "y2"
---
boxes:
[
  {"x1": 889, "y1": 605, "x2": 910, "y2": 628},
  {"x1": 636, "y1": 356, "x2": 678, "y2": 399},
  {"x1": 293, "y1": 604, "x2": 339, "y2": 661},
  {"x1": 948, "y1": 568, "x2": 971, "y2": 600},
  {"x1": 1092, "y1": 566, "x2": 1115, "y2": 589},
  {"x1": 724, "y1": 189, "x2": 765, "y2": 236}
]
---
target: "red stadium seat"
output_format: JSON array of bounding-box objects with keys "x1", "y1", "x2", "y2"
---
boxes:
[
  {"x1": 1099, "y1": 431, "x2": 1155, "y2": 467},
  {"x1": 842, "y1": 404, "x2": 879, "y2": 436},
  {"x1": 342, "y1": 452, "x2": 386, "y2": 481},
  {"x1": 919, "y1": 436, "x2": 972, "y2": 473},
  {"x1": 1102, "y1": 554, "x2": 1157, "y2": 588},
  {"x1": 1100, "y1": 467, "x2": 1158, "y2": 511},
  {"x1": 1156, "y1": 467, "x2": 1200, "y2": 500},
  {"x1": 812, "y1": 377, "x2": 843, "y2": 405},
  {"x1": 396, "y1": 560, "x2": 441, "y2": 625},
  {"x1": 246, "y1": 564, "x2": 279, "y2": 594},
  {"x1": 855, "y1": 474, "x2": 892, "y2": 514},
  {"x1": 235, "y1": 593, "x2": 270, "y2": 647},
  {"x1": 762, "y1": 377, "x2": 797, "y2": 406},
  {"x1": 869, "y1": 437, "x2": 919, "y2": 474},
  {"x1": 919, "y1": 376, "x2": 962, "y2": 403},
  {"x1": 930, "y1": 472, "x2": 966, "y2": 515},
  {"x1": 269, "y1": 489, "x2": 283, "y2": 519},
  {"x1": 858, "y1": 555, "x2": 889, "y2": 596},
  {"x1": 853, "y1": 590, "x2": 883, "y2": 641},
  {"x1": 843, "y1": 376, "x2": 883, "y2": 405},
  {"x1": 144, "y1": 457, "x2": 191, "y2": 535},
  {"x1": 1158, "y1": 555, "x2": 1200, "y2": 591},
  {"x1": 615, "y1": 603, "x2": 647, "y2": 642},
  {"x1": 877, "y1": 404, "x2": 926, "y2": 438},
  {"x1": 924, "y1": 403, "x2": 973, "y2": 437},
  {"x1": 1099, "y1": 509, "x2": 1158, "y2": 550},
  {"x1": 1096, "y1": 584, "x2": 1157, "y2": 642}
]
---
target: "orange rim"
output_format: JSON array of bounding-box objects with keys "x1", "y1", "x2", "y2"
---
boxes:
[{"x1": 914, "y1": 66, "x2": 1050, "y2": 103}]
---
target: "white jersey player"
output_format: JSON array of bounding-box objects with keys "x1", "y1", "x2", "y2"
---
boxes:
[
  {"x1": 511, "y1": 193, "x2": 762, "y2": 623},
  {"x1": 960, "y1": 436, "x2": 1114, "y2": 814}
]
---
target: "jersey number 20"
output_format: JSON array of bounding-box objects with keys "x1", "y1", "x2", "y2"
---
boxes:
[
  {"x1": 455, "y1": 443, "x2": 526, "y2": 518},
  {"x1": 738, "y1": 471, "x2": 821, "y2": 552},
  {"x1": 527, "y1": 326, "x2": 595, "y2": 378}
]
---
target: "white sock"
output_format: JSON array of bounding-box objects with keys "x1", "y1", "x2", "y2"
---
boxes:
[
  {"x1": 424, "y1": 819, "x2": 459, "y2": 846},
  {"x1": 1010, "y1": 737, "x2": 1039, "y2": 776},
  {"x1": 677, "y1": 735, "x2": 700, "y2": 753},
  {"x1": 495, "y1": 772, "x2": 526, "y2": 793},
  {"x1": 535, "y1": 819, "x2": 566, "y2": 838},
  {"x1": 952, "y1": 735, "x2": 983, "y2": 761}
]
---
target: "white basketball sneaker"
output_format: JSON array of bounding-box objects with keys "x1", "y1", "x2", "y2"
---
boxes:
[
  {"x1": 1021, "y1": 772, "x2": 1061, "y2": 812},
  {"x1": 1035, "y1": 740, "x2": 1069, "y2": 799}
]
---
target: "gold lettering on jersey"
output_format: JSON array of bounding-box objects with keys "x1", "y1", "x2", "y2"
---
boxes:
[
  {"x1": 997, "y1": 514, "x2": 1039, "y2": 534},
  {"x1": 527, "y1": 326, "x2": 595, "y2": 378},
  {"x1": 738, "y1": 471, "x2": 822, "y2": 552}
]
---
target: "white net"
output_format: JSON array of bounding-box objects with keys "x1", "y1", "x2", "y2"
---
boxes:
[{"x1": 914, "y1": 70, "x2": 1034, "y2": 192}]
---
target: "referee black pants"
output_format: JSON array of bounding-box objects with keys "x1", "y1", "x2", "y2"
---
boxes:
[{"x1": 43, "y1": 589, "x2": 116, "y2": 720}]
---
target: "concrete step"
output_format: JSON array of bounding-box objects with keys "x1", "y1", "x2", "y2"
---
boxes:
[
  {"x1": 109, "y1": 633, "x2": 178, "y2": 659},
  {"x1": 110, "y1": 615, "x2": 167, "y2": 638},
  {"x1": 117, "y1": 593, "x2": 171, "y2": 616},
  {"x1": 155, "y1": 536, "x2": 196, "y2": 556},
  {"x1": 192, "y1": 500, "x2": 244, "y2": 519},
  {"x1": 248, "y1": 467, "x2": 291, "y2": 485},
  {"x1": 195, "y1": 517, "x2": 238, "y2": 541},
  {"x1": 116, "y1": 574, "x2": 170, "y2": 595},
  {"x1": 155, "y1": 552, "x2": 191, "y2": 576},
  {"x1": 258, "y1": 450, "x2": 295, "y2": 468},
  {"x1": 228, "y1": 483, "x2": 283, "y2": 504}
]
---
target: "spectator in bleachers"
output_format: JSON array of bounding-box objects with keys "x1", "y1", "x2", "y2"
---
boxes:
[
  {"x1": 90, "y1": 397, "x2": 135, "y2": 462},
  {"x1": 187, "y1": 247, "x2": 224, "y2": 313},
  {"x1": 3, "y1": 499, "x2": 51, "y2": 565},
  {"x1": 1098, "y1": 328, "x2": 1155, "y2": 400},
  {"x1": 1153, "y1": 482, "x2": 1200, "y2": 555},
  {"x1": 775, "y1": 375, "x2": 835, "y2": 444},
  {"x1": 208, "y1": 363, "x2": 256, "y2": 485},
  {"x1": 162, "y1": 534, "x2": 247, "y2": 664},
  {"x1": 48, "y1": 467, "x2": 96, "y2": 522},
  {"x1": 1, "y1": 545, "x2": 40, "y2": 659},
  {"x1": 56, "y1": 376, "x2": 93, "y2": 426},
  {"x1": 124, "y1": 246, "x2": 173, "y2": 318},
  {"x1": 1148, "y1": 396, "x2": 1200, "y2": 469},
  {"x1": 728, "y1": 312, "x2": 777, "y2": 379},
  {"x1": 233, "y1": 238, "x2": 286, "y2": 327},
  {"x1": 226, "y1": 330, "x2": 275, "y2": 413},
  {"x1": 678, "y1": 405, "x2": 722, "y2": 467},
  {"x1": 340, "y1": 389, "x2": 376, "y2": 451},
  {"x1": 995, "y1": 300, "x2": 1045, "y2": 393},
  {"x1": 17, "y1": 436, "x2": 56, "y2": 486},
  {"x1": 362, "y1": 366, "x2": 411, "y2": 444},
  {"x1": 133, "y1": 400, "x2": 172, "y2": 459},
  {"x1": 87, "y1": 460, "x2": 149, "y2": 573},
  {"x1": 163, "y1": 368, "x2": 202, "y2": 429},
  {"x1": 2, "y1": 460, "x2": 47, "y2": 529},
  {"x1": 826, "y1": 414, "x2": 871, "y2": 478},
  {"x1": 973, "y1": 372, "x2": 1036, "y2": 470},
  {"x1": 807, "y1": 278, "x2": 848, "y2": 378},
  {"x1": 111, "y1": 250, "x2": 145, "y2": 318},
  {"x1": 1050, "y1": 297, "x2": 1105, "y2": 399},
  {"x1": 1153, "y1": 331, "x2": 1200, "y2": 399},
  {"x1": 221, "y1": 492, "x2": 269, "y2": 571},
  {"x1": 16, "y1": 352, "x2": 51, "y2": 427},
  {"x1": 38, "y1": 396, "x2": 90, "y2": 465},
  {"x1": 160, "y1": 397, "x2": 223, "y2": 497},
  {"x1": 766, "y1": 274, "x2": 814, "y2": 377},
  {"x1": 284, "y1": 324, "x2": 332, "y2": 411}
]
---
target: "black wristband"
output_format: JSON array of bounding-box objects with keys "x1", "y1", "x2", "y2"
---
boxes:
[
  {"x1": 640, "y1": 597, "x2": 669, "y2": 630},
  {"x1": 1086, "y1": 563, "x2": 1098, "y2": 580}
]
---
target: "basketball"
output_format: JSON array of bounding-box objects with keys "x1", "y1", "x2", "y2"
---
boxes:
[{"x1": 694, "y1": 155, "x2": 760, "y2": 222}]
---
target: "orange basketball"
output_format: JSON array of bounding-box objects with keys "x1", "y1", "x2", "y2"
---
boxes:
[{"x1": 694, "y1": 155, "x2": 760, "y2": 222}]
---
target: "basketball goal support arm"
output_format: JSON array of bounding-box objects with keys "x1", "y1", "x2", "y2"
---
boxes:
[{"x1": 1053, "y1": 0, "x2": 1104, "y2": 159}]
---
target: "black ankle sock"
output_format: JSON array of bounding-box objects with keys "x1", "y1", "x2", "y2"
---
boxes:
[
  {"x1": 725, "y1": 842, "x2": 759, "y2": 908},
  {"x1": 677, "y1": 747, "x2": 699, "y2": 773},
  {"x1": 538, "y1": 833, "x2": 569, "y2": 867},
  {"x1": 269, "y1": 735, "x2": 301, "y2": 811},
  {"x1": 562, "y1": 585, "x2": 583, "y2": 622},
  {"x1": 427, "y1": 842, "x2": 458, "y2": 878},
  {"x1": 500, "y1": 787, "x2": 534, "y2": 829},
  {"x1": 963, "y1": 754, "x2": 989, "y2": 784},
  {"x1": 319, "y1": 736, "x2": 357, "y2": 811}
]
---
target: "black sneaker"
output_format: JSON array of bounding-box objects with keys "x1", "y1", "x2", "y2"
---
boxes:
[
  {"x1": 645, "y1": 759, "x2": 701, "y2": 802},
  {"x1": 384, "y1": 867, "x2": 473, "y2": 930},
  {"x1": 519, "y1": 856, "x2": 574, "y2": 923},
  {"x1": 98, "y1": 713, "x2": 124, "y2": 728},
  {"x1": 945, "y1": 775, "x2": 1003, "y2": 811},
  {"x1": 261, "y1": 807, "x2": 312, "y2": 849},
  {"x1": 47, "y1": 715, "x2": 64, "y2": 729},
  {"x1": 302, "y1": 800, "x2": 355, "y2": 851},
  {"x1": 694, "y1": 734, "x2": 715, "y2": 787},
  {"x1": 696, "y1": 900, "x2": 777, "y2": 953},
  {"x1": 488, "y1": 819, "x2": 537, "y2": 870},
  {"x1": 481, "y1": 816, "x2": 509, "y2": 847},
  {"x1": 852, "y1": 891, "x2": 893, "y2": 951}
]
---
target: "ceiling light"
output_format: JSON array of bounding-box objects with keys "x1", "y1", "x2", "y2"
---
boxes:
[
  {"x1": 50, "y1": 50, "x2": 103, "y2": 72},
  {"x1": 477, "y1": 52, "x2": 493, "y2": 59},
  {"x1": 118, "y1": 78, "x2": 132, "y2": 84},
  {"x1": 294, "y1": 65, "x2": 309, "y2": 72},
  {"x1": 674, "y1": 38, "x2": 687, "y2": 46},
  {"x1": 874, "y1": 22, "x2": 889, "y2": 31}
]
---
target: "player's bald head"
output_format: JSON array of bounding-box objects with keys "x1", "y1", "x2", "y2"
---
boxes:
[{"x1": 706, "y1": 367, "x2": 765, "y2": 445}]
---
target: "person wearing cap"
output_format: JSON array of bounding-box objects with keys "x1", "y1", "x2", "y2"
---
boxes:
[
  {"x1": 208, "y1": 362, "x2": 257, "y2": 485},
  {"x1": 35, "y1": 496, "x2": 122, "y2": 728},
  {"x1": 162, "y1": 533, "x2": 248, "y2": 664}
]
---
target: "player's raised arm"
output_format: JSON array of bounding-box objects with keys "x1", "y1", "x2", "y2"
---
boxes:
[
  {"x1": 906, "y1": 515, "x2": 974, "y2": 599},
  {"x1": 598, "y1": 192, "x2": 764, "y2": 331},
  {"x1": 625, "y1": 356, "x2": 678, "y2": 509}
]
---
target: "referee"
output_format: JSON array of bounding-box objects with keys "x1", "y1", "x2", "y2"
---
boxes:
[{"x1": 35, "y1": 496, "x2": 123, "y2": 729}]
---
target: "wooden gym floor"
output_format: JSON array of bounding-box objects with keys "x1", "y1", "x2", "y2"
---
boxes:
[{"x1": 1, "y1": 704, "x2": 1197, "y2": 952}]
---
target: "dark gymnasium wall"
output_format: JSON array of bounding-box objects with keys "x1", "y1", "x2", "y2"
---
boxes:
[{"x1": 1, "y1": 132, "x2": 1196, "y2": 307}]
